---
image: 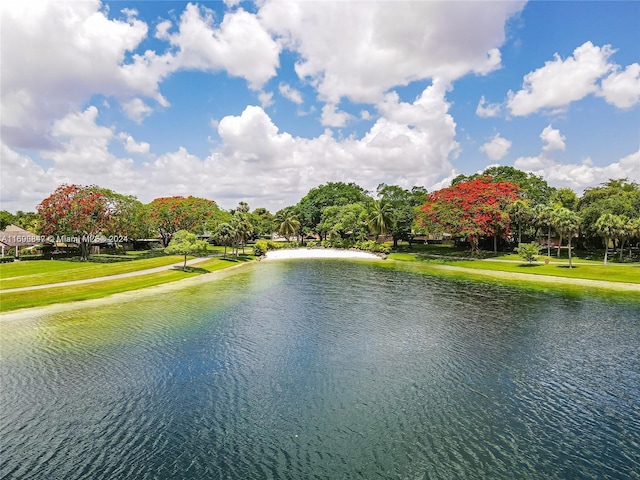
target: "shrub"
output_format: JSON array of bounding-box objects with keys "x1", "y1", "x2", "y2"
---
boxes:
[
  {"x1": 515, "y1": 242, "x2": 540, "y2": 264},
  {"x1": 0, "y1": 256, "x2": 15, "y2": 263}
]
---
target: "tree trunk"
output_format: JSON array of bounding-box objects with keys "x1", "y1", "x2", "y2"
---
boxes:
[
  {"x1": 620, "y1": 240, "x2": 625, "y2": 262},
  {"x1": 557, "y1": 235, "x2": 563, "y2": 257},
  {"x1": 223, "y1": 245, "x2": 227, "y2": 259},
  {"x1": 518, "y1": 223, "x2": 522, "y2": 245},
  {"x1": 393, "y1": 236, "x2": 398, "y2": 248},
  {"x1": 493, "y1": 234, "x2": 498, "y2": 254},
  {"x1": 568, "y1": 237, "x2": 573, "y2": 268},
  {"x1": 547, "y1": 226, "x2": 551, "y2": 257},
  {"x1": 183, "y1": 253, "x2": 187, "y2": 271},
  {"x1": 80, "y1": 240, "x2": 90, "y2": 261},
  {"x1": 604, "y1": 237, "x2": 609, "y2": 266}
]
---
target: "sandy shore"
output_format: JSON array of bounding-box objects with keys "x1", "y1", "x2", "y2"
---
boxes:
[{"x1": 264, "y1": 248, "x2": 383, "y2": 261}]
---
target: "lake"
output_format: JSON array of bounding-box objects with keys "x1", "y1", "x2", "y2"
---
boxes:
[{"x1": 1, "y1": 260, "x2": 639, "y2": 479}]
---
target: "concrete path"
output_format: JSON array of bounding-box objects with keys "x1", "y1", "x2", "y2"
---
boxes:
[{"x1": 0, "y1": 257, "x2": 211, "y2": 294}]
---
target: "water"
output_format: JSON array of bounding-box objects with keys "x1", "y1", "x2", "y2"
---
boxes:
[{"x1": 1, "y1": 260, "x2": 639, "y2": 479}]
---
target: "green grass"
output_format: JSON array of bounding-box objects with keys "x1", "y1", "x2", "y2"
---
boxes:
[
  {"x1": 0, "y1": 256, "x2": 192, "y2": 288},
  {"x1": 388, "y1": 252, "x2": 640, "y2": 283},
  {"x1": 0, "y1": 256, "x2": 254, "y2": 312}
]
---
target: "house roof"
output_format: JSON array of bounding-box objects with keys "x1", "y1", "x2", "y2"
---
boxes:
[{"x1": 0, "y1": 225, "x2": 42, "y2": 247}]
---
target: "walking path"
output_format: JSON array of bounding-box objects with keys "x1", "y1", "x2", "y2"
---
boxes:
[{"x1": 0, "y1": 257, "x2": 210, "y2": 294}]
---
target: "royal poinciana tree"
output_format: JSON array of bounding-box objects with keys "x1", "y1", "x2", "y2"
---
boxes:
[
  {"x1": 37, "y1": 184, "x2": 138, "y2": 261},
  {"x1": 147, "y1": 196, "x2": 220, "y2": 246},
  {"x1": 419, "y1": 177, "x2": 520, "y2": 253}
]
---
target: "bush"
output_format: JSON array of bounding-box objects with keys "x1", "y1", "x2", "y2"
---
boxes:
[
  {"x1": 515, "y1": 242, "x2": 540, "y2": 264},
  {"x1": 0, "y1": 256, "x2": 15, "y2": 263},
  {"x1": 17, "y1": 254, "x2": 48, "y2": 261}
]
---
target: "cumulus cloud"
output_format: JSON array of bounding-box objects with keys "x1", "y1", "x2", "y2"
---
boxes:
[
  {"x1": 259, "y1": 0, "x2": 525, "y2": 103},
  {"x1": 258, "y1": 91, "x2": 274, "y2": 108},
  {"x1": 0, "y1": 1, "x2": 149, "y2": 148},
  {"x1": 0, "y1": 2, "x2": 280, "y2": 150},
  {"x1": 507, "y1": 41, "x2": 621, "y2": 116},
  {"x1": 476, "y1": 96, "x2": 502, "y2": 117},
  {"x1": 514, "y1": 124, "x2": 640, "y2": 190},
  {"x1": 480, "y1": 134, "x2": 512, "y2": 160},
  {"x1": 320, "y1": 104, "x2": 353, "y2": 128},
  {"x1": 540, "y1": 125, "x2": 566, "y2": 152},
  {"x1": 598, "y1": 63, "x2": 640, "y2": 109},
  {"x1": 122, "y1": 98, "x2": 154, "y2": 123},
  {"x1": 119, "y1": 133, "x2": 151, "y2": 154},
  {"x1": 279, "y1": 83, "x2": 304, "y2": 104},
  {"x1": 3, "y1": 86, "x2": 458, "y2": 211},
  {"x1": 156, "y1": 4, "x2": 280, "y2": 90}
]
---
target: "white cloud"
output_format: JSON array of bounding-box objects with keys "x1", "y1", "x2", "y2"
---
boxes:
[
  {"x1": 119, "y1": 133, "x2": 151, "y2": 154},
  {"x1": 476, "y1": 95, "x2": 501, "y2": 117},
  {"x1": 122, "y1": 98, "x2": 154, "y2": 123},
  {"x1": 507, "y1": 41, "x2": 615, "y2": 116},
  {"x1": 0, "y1": 1, "x2": 151, "y2": 148},
  {"x1": 480, "y1": 134, "x2": 512, "y2": 160},
  {"x1": 2, "y1": 88, "x2": 458, "y2": 211},
  {"x1": 157, "y1": 4, "x2": 280, "y2": 90},
  {"x1": 320, "y1": 104, "x2": 353, "y2": 128},
  {"x1": 258, "y1": 91, "x2": 274, "y2": 108},
  {"x1": 513, "y1": 124, "x2": 639, "y2": 191},
  {"x1": 540, "y1": 125, "x2": 566, "y2": 152},
  {"x1": 259, "y1": 0, "x2": 525, "y2": 103},
  {"x1": 598, "y1": 63, "x2": 640, "y2": 109},
  {"x1": 360, "y1": 110, "x2": 372, "y2": 121},
  {"x1": 279, "y1": 83, "x2": 304, "y2": 104}
]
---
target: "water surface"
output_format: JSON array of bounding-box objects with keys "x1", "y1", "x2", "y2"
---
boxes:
[{"x1": 1, "y1": 260, "x2": 639, "y2": 479}]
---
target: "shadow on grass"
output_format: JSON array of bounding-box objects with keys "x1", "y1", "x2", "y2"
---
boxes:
[
  {"x1": 518, "y1": 263, "x2": 542, "y2": 268},
  {"x1": 557, "y1": 265, "x2": 579, "y2": 269},
  {"x1": 171, "y1": 266, "x2": 210, "y2": 274}
]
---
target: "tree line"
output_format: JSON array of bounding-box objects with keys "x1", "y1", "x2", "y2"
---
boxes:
[{"x1": 2, "y1": 166, "x2": 639, "y2": 264}]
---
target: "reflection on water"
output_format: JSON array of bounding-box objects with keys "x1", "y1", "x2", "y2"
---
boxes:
[{"x1": 1, "y1": 260, "x2": 639, "y2": 479}]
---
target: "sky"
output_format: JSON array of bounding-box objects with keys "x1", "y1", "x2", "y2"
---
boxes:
[{"x1": 1, "y1": 0, "x2": 639, "y2": 213}]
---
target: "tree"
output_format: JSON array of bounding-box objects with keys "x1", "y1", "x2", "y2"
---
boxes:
[
  {"x1": 250, "y1": 207, "x2": 274, "y2": 238},
  {"x1": 297, "y1": 182, "x2": 368, "y2": 238},
  {"x1": 212, "y1": 223, "x2": 236, "y2": 259},
  {"x1": 595, "y1": 213, "x2": 623, "y2": 265},
  {"x1": 0, "y1": 211, "x2": 15, "y2": 230},
  {"x1": 230, "y1": 212, "x2": 253, "y2": 254},
  {"x1": 515, "y1": 242, "x2": 540, "y2": 265},
  {"x1": 37, "y1": 184, "x2": 134, "y2": 261},
  {"x1": 376, "y1": 184, "x2": 428, "y2": 247},
  {"x1": 532, "y1": 204, "x2": 556, "y2": 258},
  {"x1": 420, "y1": 177, "x2": 519, "y2": 254},
  {"x1": 148, "y1": 196, "x2": 220, "y2": 246},
  {"x1": 318, "y1": 203, "x2": 369, "y2": 242},
  {"x1": 578, "y1": 178, "x2": 640, "y2": 243},
  {"x1": 551, "y1": 208, "x2": 580, "y2": 268},
  {"x1": 551, "y1": 188, "x2": 579, "y2": 211},
  {"x1": 274, "y1": 207, "x2": 300, "y2": 241},
  {"x1": 165, "y1": 230, "x2": 208, "y2": 271},
  {"x1": 507, "y1": 199, "x2": 532, "y2": 245},
  {"x1": 453, "y1": 166, "x2": 554, "y2": 206},
  {"x1": 367, "y1": 199, "x2": 394, "y2": 239}
]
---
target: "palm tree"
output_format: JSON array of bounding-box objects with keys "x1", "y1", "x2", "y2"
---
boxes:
[
  {"x1": 551, "y1": 207, "x2": 580, "y2": 268},
  {"x1": 231, "y1": 212, "x2": 254, "y2": 254},
  {"x1": 532, "y1": 204, "x2": 555, "y2": 258},
  {"x1": 367, "y1": 199, "x2": 394, "y2": 240},
  {"x1": 275, "y1": 208, "x2": 300, "y2": 242},
  {"x1": 508, "y1": 199, "x2": 532, "y2": 245},
  {"x1": 595, "y1": 213, "x2": 622, "y2": 265},
  {"x1": 212, "y1": 223, "x2": 235, "y2": 259}
]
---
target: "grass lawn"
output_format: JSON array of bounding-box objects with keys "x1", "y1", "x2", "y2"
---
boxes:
[
  {"x1": 388, "y1": 252, "x2": 640, "y2": 284},
  {"x1": 0, "y1": 256, "x2": 192, "y2": 288},
  {"x1": 0, "y1": 256, "x2": 254, "y2": 312}
]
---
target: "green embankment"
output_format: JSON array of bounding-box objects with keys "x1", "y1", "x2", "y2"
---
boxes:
[{"x1": 0, "y1": 256, "x2": 254, "y2": 312}]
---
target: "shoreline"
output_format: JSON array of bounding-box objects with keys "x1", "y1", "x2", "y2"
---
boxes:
[
  {"x1": 0, "y1": 262, "x2": 251, "y2": 322},
  {"x1": 264, "y1": 248, "x2": 383, "y2": 261}
]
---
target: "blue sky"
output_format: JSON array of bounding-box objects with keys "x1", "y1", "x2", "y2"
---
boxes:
[{"x1": 1, "y1": 0, "x2": 639, "y2": 212}]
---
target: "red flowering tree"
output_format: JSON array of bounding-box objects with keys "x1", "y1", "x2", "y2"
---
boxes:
[
  {"x1": 419, "y1": 177, "x2": 520, "y2": 253},
  {"x1": 37, "y1": 184, "x2": 137, "y2": 260},
  {"x1": 147, "y1": 196, "x2": 220, "y2": 246}
]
